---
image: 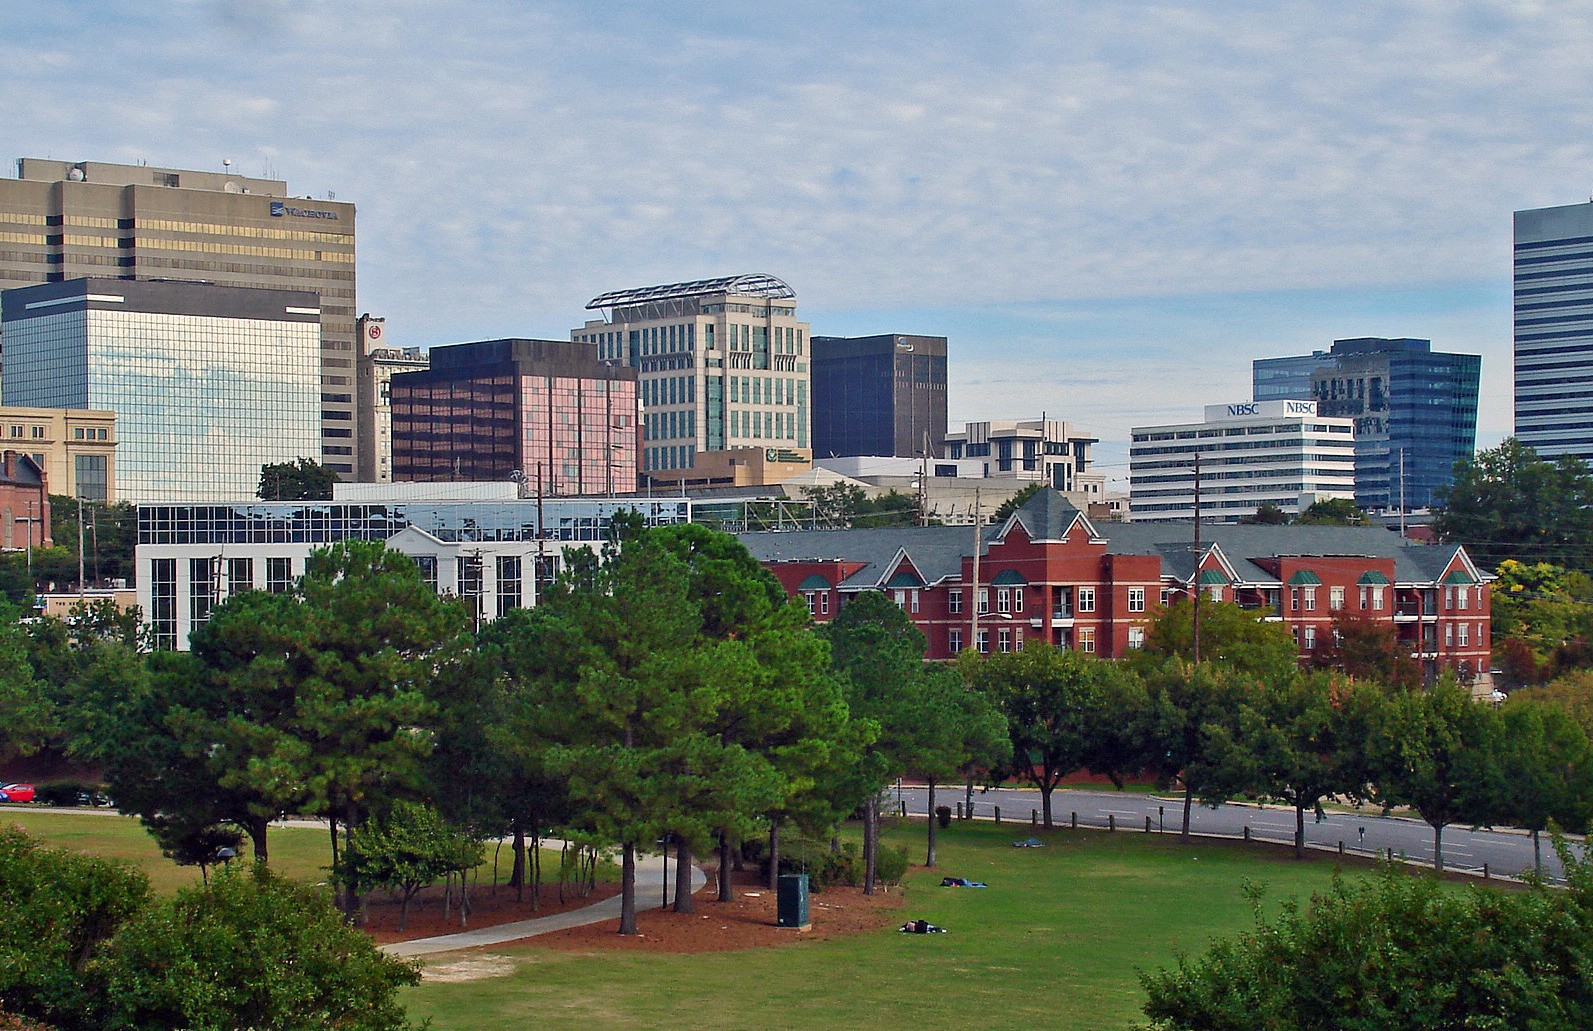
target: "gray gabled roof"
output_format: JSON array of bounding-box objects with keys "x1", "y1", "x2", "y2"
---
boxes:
[
  {"x1": 737, "y1": 525, "x2": 970, "y2": 589},
  {"x1": 1001, "y1": 489, "x2": 1092, "y2": 543}
]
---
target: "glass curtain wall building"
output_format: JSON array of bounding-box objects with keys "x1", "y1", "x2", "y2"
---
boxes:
[
  {"x1": 0, "y1": 158, "x2": 358, "y2": 475},
  {"x1": 1, "y1": 278, "x2": 320, "y2": 502},
  {"x1": 1252, "y1": 338, "x2": 1480, "y2": 511},
  {"x1": 388, "y1": 338, "x2": 640, "y2": 495},
  {"x1": 810, "y1": 333, "x2": 948, "y2": 459},
  {"x1": 1515, "y1": 201, "x2": 1593, "y2": 463},
  {"x1": 571, "y1": 274, "x2": 810, "y2": 475}
]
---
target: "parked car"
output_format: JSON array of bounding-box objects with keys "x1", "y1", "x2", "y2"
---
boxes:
[{"x1": 0, "y1": 783, "x2": 36, "y2": 803}]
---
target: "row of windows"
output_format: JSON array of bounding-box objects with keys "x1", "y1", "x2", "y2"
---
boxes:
[{"x1": 136, "y1": 218, "x2": 352, "y2": 244}]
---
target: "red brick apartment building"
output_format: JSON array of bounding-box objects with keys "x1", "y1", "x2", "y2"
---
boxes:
[{"x1": 739, "y1": 490, "x2": 1491, "y2": 685}]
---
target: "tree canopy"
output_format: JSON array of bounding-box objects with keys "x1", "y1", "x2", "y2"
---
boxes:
[
  {"x1": 1435, "y1": 438, "x2": 1593, "y2": 572},
  {"x1": 257, "y1": 457, "x2": 339, "y2": 501}
]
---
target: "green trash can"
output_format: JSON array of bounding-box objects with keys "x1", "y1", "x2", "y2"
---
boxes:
[{"x1": 777, "y1": 873, "x2": 810, "y2": 929}]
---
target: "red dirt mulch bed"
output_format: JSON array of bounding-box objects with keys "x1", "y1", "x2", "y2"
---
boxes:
[
  {"x1": 531, "y1": 867, "x2": 906, "y2": 953},
  {"x1": 364, "y1": 880, "x2": 621, "y2": 945}
]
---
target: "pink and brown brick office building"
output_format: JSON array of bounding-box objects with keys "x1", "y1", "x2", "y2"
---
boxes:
[{"x1": 739, "y1": 490, "x2": 1493, "y2": 686}]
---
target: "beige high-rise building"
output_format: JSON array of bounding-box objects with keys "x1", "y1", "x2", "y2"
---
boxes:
[
  {"x1": 0, "y1": 406, "x2": 116, "y2": 502},
  {"x1": 0, "y1": 158, "x2": 359, "y2": 477},
  {"x1": 572, "y1": 274, "x2": 811, "y2": 476}
]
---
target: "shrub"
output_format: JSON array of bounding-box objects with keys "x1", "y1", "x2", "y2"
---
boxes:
[{"x1": 874, "y1": 845, "x2": 909, "y2": 886}]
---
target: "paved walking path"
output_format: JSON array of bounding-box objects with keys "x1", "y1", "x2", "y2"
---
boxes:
[{"x1": 383, "y1": 852, "x2": 707, "y2": 958}]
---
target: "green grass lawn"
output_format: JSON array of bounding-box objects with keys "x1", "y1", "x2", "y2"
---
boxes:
[{"x1": 403, "y1": 819, "x2": 1419, "y2": 1031}]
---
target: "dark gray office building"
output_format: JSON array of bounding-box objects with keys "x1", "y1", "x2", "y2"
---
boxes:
[
  {"x1": 810, "y1": 333, "x2": 947, "y2": 459},
  {"x1": 1252, "y1": 337, "x2": 1480, "y2": 511}
]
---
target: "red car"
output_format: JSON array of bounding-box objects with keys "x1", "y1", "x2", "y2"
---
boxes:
[{"x1": 0, "y1": 783, "x2": 35, "y2": 803}]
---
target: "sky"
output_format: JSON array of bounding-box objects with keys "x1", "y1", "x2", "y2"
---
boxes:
[{"x1": 3, "y1": 0, "x2": 1589, "y2": 483}]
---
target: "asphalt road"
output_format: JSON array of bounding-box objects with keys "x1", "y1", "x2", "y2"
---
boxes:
[{"x1": 892, "y1": 784, "x2": 1579, "y2": 882}]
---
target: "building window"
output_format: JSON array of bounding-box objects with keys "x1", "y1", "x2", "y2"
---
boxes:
[
  {"x1": 1459, "y1": 587, "x2": 1469, "y2": 610},
  {"x1": 1445, "y1": 623, "x2": 1454, "y2": 648},
  {"x1": 226, "y1": 557, "x2": 253, "y2": 595},
  {"x1": 1304, "y1": 626, "x2": 1316, "y2": 650},
  {"x1": 1329, "y1": 586, "x2": 1344, "y2": 611},
  {"x1": 998, "y1": 628, "x2": 1011, "y2": 652},
  {"x1": 189, "y1": 558, "x2": 215, "y2": 634},
  {"x1": 1458, "y1": 623, "x2": 1470, "y2": 647},
  {"x1": 948, "y1": 589, "x2": 962, "y2": 614},
  {"x1": 1445, "y1": 586, "x2": 1455, "y2": 609},
  {"x1": 73, "y1": 454, "x2": 108, "y2": 502},
  {"x1": 1207, "y1": 584, "x2": 1222, "y2": 602},
  {"x1": 805, "y1": 593, "x2": 817, "y2": 616},
  {"x1": 949, "y1": 628, "x2": 963, "y2": 654},
  {"x1": 1078, "y1": 627, "x2": 1095, "y2": 653},
  {"x1": 151, "y1": 558, "x2": 177, "y2": 650},
  {"x1": 1160, "y1": 588, "x2": 1171, "y2": 608},
  {"x1": 1359, "y1": 586, "x2": 1369, "y2": 610},
  {"x1": 266, "y1": 557, "x2": 293, "y2": 593},
  {"x1": 1291, "y1": 587, "x2": 1300, "y2": 611},
  {"x1": 1372, "y1": 586, "x2": 1385, "y2": 610},
  {"x1": 460, "y1": 555, "x2": 483, "y2": 623},
  {"x1": 820, "y1": 592, "x2": 829, "y2": 615},
  {"x1": 978, "y1": 588, "x2": 989, "y2": 614},
  {"x1": 1013, "y1": 589, "x2": 1024, "y2": 613},
  {"x1": 976, "y1": 630, "x2": 989, "y2": 654},
  {"x1": 1303, "y1": 587, "x2": 1317, "y2": 611},
  {"x1": 997, "y1": 587, "x2": 1011, "y2": 613},
  {"x1": 414, "y1": 555, "x2": 439, "y2": 593},
  {"x1": 1128, "y1": 588, "x2": 1145, "y2": 613},
  {"x1": 1128, "y1": 626, "x2": 1145, "y2": 649},
  {"x1": 496, "y1": 555, "x2": 522, "y2": 618},
  {"x1": 1078, "y1": 587, "x2": 1095, "y2": 613}
]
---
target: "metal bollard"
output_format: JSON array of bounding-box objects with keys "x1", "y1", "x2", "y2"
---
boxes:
[
  {"x1": 1243, "y1": 826, "x2": 1250, "y2": 842},
  {"x1": 994, "y1": 806, "x2": 1001, "y2": 824},
  {"x1": 1338, "y1": 840, "x2": 1344, "y2": 855},
  {"x1": 900, "y1": 801, "x2": 907, "y2": 817},
  {"x1": 1484, "y1": 863, "x2": 1490, "y2": 881},
  {"x1": 1031, "y1": 809, "x2": 1038, "y2": 827},
  {"x1": 1109, "y1": 814, "x2": 1116, "y2": 832},
  {"x1": 955, "y1": 802, "x2": 963, "y2": 820},
  {"x1": 1145, "y1": 816, "x2": 1153, "y2": 833},
  {"x1": 1386, "y1": 847, "x2": 1393, "y2": 862},
  {"x1": 1071, "y1": 811, "x2": 1078, "y2": 829}
]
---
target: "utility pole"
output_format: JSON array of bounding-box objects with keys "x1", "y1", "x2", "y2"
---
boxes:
[
  {"x1": 1398, "y1": 448, "x2": 1407, "y2": 538},
  {"x1": 970, "y1": 488, "x2": 982, "y2": 654},
  {"x1": 77, "y1": 497, "x2": 86, "y2": 598},
  {"x1": 1192, "y1": 454, "x2": 1201, "y2": 665},
  {"x1": 918, "y1": 430, "x2": 930, "y2": 527}
]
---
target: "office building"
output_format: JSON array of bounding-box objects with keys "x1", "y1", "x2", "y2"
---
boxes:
[
  {"x1": 944, "y1": 418, "x2": 1105, "y2": 498},
  {"x1": 0, "y1": 405, "x2": 116, "y2": 501},
  {"x1": 744, "y1": 488, "x2": 1494, "y2": 687},
  {"x1": 1129, "y1": 401, "x2": 1356, "y2": 522},
  {"x1": 0, "y1": 158, "x2": 358, "y2": 475},
  {"x1": 354, "y1": 315, "x2": 427, "y2": 483},
  {"x1": 810, "y1": 333, "x2": 947, "y2": 458},
  {"x1": 572, "y1": 274, "x2": 811, "y2": 475},
  {"x1": 1, "y1": 278, "x2": 320, "y2": 502},
  {"x1": 1252, "y1": 337, "x2": 1481, "y2": 510},
  {"x1": 388, "y1": 338, "x2": 639, "y2": 495},
  {"x1": 135, "y1": 495, "x2": 689, "y2": 650},
  {"x1": 1515, "y1": 201, "x2": 1593, "y2": 463}
]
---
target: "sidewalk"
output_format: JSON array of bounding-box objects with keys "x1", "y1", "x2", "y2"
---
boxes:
[{"x1": 383, "y1": 851, "x2": 707, "y2": 958}]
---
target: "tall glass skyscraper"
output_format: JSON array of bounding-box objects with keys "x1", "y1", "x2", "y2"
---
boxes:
[
  {"x1": 1252, "y1": 338, "x2": 1480, "y2": 511},
  {"x1": 0, "y1": 278, "x2": 320, "y2": 502},
  {"x1": 1515, "y1": 201, "x2": 1593, "y2": 463}
]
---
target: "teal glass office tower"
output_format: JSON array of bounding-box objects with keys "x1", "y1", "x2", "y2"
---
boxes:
[{"x1": 1252, "y1": 338, "x2": 1480, "y2": 511}]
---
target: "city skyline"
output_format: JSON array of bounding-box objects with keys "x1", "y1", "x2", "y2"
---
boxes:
[{"x1": 5, "y1": 3, "x2": 1589, "y2": 482}]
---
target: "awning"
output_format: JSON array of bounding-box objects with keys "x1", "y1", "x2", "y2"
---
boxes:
[
  {"x1": 1198, "y1": 569, "x2": 1230, "y2": 585},
  {"x1": 796, "y1": 574, "x2": 832, "y2": 592},
  {"x1": 991, "y1": 569, "x2": 1028, "y2": 586},
  {"x1": 886, "y1": 570, "x2": 924, "y2": 588},
  {"x1": 1287, "y1": 570, "x2": 1322, "y2": 586},
  {"x1": 1441, "y1": 570, "x2": 1477, "y2": 585},
  {"x1": 1357, "y1": 570, "x2": 1391, "y2": 585}
]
